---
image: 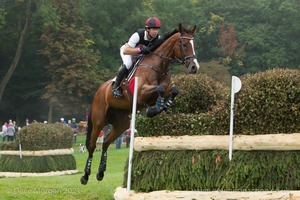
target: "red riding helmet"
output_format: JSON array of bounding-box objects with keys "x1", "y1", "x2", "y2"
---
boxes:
[{"x1": 145, "y1": 17, "x2": 161, "y2": 29}]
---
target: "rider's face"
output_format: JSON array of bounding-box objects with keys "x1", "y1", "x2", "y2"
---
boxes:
[{"x1": 147, "y1": 28, "x2": 159, "y2": 39}]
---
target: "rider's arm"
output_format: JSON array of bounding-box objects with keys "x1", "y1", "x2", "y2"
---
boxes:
[
  {"x1": 123, "y1": 44, "x2": 141, "y2": 55},
  {"x1": 123, "y1": 32, "x2": 141, "y2": 55}
]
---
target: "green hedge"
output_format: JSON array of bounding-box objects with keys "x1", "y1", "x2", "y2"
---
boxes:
[
  {"x1": 0, "y1": 123, "x2": 76, "y2": 173},
  {"x1": 136, "y1": 69, "x2": 300, "y2": 136},
  {"x1": 0, "y1": 155, "x2": 76, "y2": 173},
  {"x1": 17, "y1": 123, "x2": 74, "y2": 150},
  {"x1": 0, "y1": 122, "x2": 74, "y2": 151},
  {"x1": 124, "y1": 150, "x2": 300, "y2": 192},
  {"x1": 127, "y1": 68, "x2": 300, "y2": 192},
  {"x1": 169, "y1": 73, "x2": 229, "y2": 114}
]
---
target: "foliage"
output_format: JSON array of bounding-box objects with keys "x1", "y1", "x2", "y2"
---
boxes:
[
  {"x1": 1, "y1": 0, "x2": 300, "y2": 124},
  {"x1": 0, "y1": 122, "x2": 73, "y2": 151},
  {"x1": 233, "y1": 68, "x2": 300, "y2": 134},
  {"x1": 136, "y1": 69, "x2": 300, "y2": 136},
  {"x1": 123, "y1": 150, "x2": 300, "y2": 192},
  {"x1": 39, "y1": 0, "x2": 101, "y2": 115},
  {"x1": 218, "y1": 22, "x2": 244, "y2": 67},
  {"x1": 170, "y1": 73, "x2": 229, "y2": 114},
  {"x1": 198, "y1": 60, "x2": 231, "y2": 86},
  {"x1": 0, "y1": 6, "x2": 6, "y2": 28},
  {"x1": 0, "y1": 135, "x2": 128, "y2": 200},
  {"x1": 131, "y1": 68, "x2": 300, "y2": 192},
  {"x1": 0, "y1": 122, "x2": 76, "y2": 173},
  {"x1": 0, "y1": 155, "x2": 76, "y2": 173},
  {"x1": 218, "y1": 22, "x2": 239, "y2": 58}
]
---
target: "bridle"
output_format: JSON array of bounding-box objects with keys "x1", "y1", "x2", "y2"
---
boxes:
[
  {"x1": 153, "y1": 33, "x2": 197, "y2": 66},
  {"x1": 140, "y1": 33, "x2": 197, "y2": 80}
]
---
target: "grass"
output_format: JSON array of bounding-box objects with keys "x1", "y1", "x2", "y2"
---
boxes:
[{"x1": 0, "y1": 135, "x2": 129, "y2": 200}]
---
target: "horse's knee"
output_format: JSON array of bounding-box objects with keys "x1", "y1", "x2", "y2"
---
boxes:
[
  {"x1": 156, "y1": 85, "x2": 165, "y2": 96},
  {"x1": 163, "y1": 86, "x2": 180, "y2": 111}
]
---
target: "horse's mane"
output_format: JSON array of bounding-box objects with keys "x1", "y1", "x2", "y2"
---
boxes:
[{"x1": 150, "y1": 28, "x2": 179, "y2": 51}]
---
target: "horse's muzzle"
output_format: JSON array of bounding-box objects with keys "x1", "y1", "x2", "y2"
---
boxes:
[{"x1": 187, "y1": 59, "x2": 200, "y2": 74}]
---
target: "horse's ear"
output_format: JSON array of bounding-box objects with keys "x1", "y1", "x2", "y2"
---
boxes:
[
  {"x1": 178, "y1": 23, "x2": 183, "y2": 33},
  {"x1": 190, "y1": 25, "x2": 196, "y2": 35}
]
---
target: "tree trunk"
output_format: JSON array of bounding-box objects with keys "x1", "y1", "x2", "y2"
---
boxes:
[
  {"x1": 48, "y1": 100, "x2": 53, "y2": 123},
  {"x1": 0, "y1": 0, "x2": 31, "y2": 101}
]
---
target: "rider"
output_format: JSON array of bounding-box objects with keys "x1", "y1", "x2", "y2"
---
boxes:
[{"x1": 111, "y1": 17, "x2": 161, "y2": 98}]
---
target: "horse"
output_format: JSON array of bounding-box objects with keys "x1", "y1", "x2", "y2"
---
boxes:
[{"x1": 80, "y1": 23, "x2": 200, "y2": 185}]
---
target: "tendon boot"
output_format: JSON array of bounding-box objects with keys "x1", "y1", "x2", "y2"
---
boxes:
[{"x1": 112, "y1": 64, "x2": 128, "y2": 98}]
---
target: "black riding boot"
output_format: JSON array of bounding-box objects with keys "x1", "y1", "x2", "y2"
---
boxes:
[{"x1": 112, "y1": 64, "x2": 128, "y2": 98}]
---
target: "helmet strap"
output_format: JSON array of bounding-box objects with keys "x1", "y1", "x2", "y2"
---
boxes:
[{"x1": 146, "y1": 28, "x2": 154, "y2": 39}]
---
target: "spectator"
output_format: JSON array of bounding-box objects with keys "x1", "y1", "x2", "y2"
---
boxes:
[
  {"x1": 67, "y1": 119, "x2": 72, "y2": 127},
  {"x1": 116, "y1": 134, "x2": 123, "y2": 150},
  {"x1": 2, "y1": 122, "x2": 8, "y2": 142},
  {"x1": 70, "y1": 118, "x2": 78, "y2": 143},
  {"x1": 13, "y1": 121, "x2": 18, "y2": 140},
  {"x1": 25, "y1": 118, "x2": 30, "y2": 126},
  {"x1": 125, "y1": 129, "x2": 131, "y2": 148},
  {"x1": 60, "y1": 118, "x2": 67, "y2": 125},
  {"x1": 96, "y1": 130, "x2": 104, "y2": 151},
  {"x1": 6, "y1": 122, "x2": 15, "y2": 141}
]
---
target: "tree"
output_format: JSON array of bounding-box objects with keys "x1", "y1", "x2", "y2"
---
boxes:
[
  {"x1": 218, "y1": 22, "x2": 244, "y2": 72},
  {"x1": 0, "y1": 0, "x2": 31, "y2": 102},
  {"x1": 39, "y1": 0, "x2": 100, "y2": 122}
]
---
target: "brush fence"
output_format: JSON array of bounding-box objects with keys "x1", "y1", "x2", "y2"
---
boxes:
[
  {"x1": 114, "y1": 133, "x2": 300, "y2": 200},
  {"x1": 0, "y1": 148, "x2": 78, "y2": 177}
]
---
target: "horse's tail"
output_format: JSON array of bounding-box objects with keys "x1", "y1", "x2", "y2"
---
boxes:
[{"x1": 85, "y1": 108, "x2": 93, "y2": 148}]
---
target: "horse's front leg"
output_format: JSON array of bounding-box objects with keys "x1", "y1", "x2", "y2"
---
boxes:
[
  {"x1": 163, "y1": 85, "x2": 179, "y2": 111},
  {"x1": 146, "y1": 85, "x2": 165, "y2": 117}
]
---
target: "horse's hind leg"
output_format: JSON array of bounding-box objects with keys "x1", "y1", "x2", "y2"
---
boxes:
[
  {"x1": 96, "y1": 110, "x2": 130, "y2": 181},
  {"x1": 96, "y1": 142, "x2": 109, "y2": 181},
  {"x1": 81, "y1": 110, "x2": 106, "y2": 185},
  {"x1": 80, "y1": 125, "x2": 100, "y2": 185},
  {"x1": 96, "y1": 128, "x2": 122, "y2": 181}
]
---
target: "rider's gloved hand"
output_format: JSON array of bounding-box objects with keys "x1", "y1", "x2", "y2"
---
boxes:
[{"x1": 140, "y1": 45, "x2": 151, "y2": 55}]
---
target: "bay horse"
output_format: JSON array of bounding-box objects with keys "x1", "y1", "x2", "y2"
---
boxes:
[{"x1": 80, "y1": 23, "x2": 200, "y2": 185}]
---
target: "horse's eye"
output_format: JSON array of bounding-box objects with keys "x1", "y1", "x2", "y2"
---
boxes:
[{"x1": 182, "y1": 43, "x2": 188, "y2": 48}]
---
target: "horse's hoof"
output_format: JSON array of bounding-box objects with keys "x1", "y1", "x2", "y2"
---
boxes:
[
  {"x1": 96, "y1": 172, "x2": 104, "y2": 181},
  {"x1": 80, "y1": 176, "x2": 88, "y2": 185},
  {"x1": 146, "y1": 107, "x2": 161, "y2": 118}
]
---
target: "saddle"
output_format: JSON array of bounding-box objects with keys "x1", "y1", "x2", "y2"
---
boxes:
[{"x1": 122, "y1": 56, "x2": 144, "y2": 100}]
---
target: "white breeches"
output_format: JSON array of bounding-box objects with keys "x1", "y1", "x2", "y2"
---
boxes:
[{"x1": 120, "y1": 45, "x2": 133, "y2": 69}]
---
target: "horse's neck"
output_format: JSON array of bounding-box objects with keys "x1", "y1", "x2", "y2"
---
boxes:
[
  {"x1": 138, "y1": 33, "x2": 178, "y2": 73},
  {"x1": 156, "y1": 33, "x2": 178, "y2": 58},
  {"x1": 146, "y1": 33, "x2": 178, "y2": 71}
]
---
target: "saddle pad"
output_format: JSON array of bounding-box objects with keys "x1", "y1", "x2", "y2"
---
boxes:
[{"x1": 129, "y1": 78, "x2": 136, "y2": 94}]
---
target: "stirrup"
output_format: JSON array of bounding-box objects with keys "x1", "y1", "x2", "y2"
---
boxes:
[{"x1": 112, "y1": 87, "x2": 123, "y2": 98}]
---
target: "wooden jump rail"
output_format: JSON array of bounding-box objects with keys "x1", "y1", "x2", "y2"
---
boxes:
[
  {"x1": 134, "y1": 133, "x2": 300, "y2": 151},
  {"x1": 0, "y1": 148, "x2": 74, "y2": 156},
  {"x1": 0, "y1": 148, "x2": 78, "y2": 177}
]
